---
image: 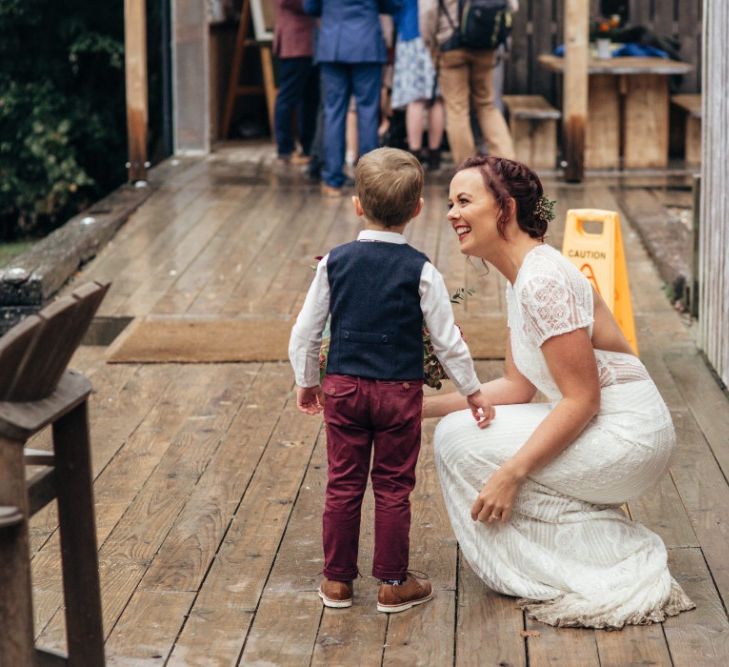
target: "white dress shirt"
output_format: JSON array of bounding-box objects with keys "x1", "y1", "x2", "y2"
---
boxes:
[{"x1": 288, "y1": 230, "x2": 481, "y2": 396}]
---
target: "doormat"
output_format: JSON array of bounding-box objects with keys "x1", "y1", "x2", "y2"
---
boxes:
[{"x1": 106, "y1": 317, "x2": 507, "y2": 364}]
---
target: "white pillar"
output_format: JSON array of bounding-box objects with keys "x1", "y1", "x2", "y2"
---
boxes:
[{"x1": 172, "y1": 0, "x2": 210, "y2": 154}]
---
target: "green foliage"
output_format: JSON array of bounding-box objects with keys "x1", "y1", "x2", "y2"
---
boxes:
[{"x1": 0, "y1": 0, "x2": 127, "y2": 238}]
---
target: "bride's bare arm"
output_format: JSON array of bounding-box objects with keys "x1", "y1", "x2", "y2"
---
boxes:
[
  {"x1": 472, "y1": 327, "x2": 601, "y2": 524},
  {"x1": 423, "y1": 338, "x2": 537, "y2": 418}
]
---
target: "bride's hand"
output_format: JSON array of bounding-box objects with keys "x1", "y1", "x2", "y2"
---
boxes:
[{"x1": 471, "y1": 466, "x2": 525, "y2": 524}]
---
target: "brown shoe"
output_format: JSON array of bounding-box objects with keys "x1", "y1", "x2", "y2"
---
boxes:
[
  {"x1": 320, "y1": 183, "x2": 344, "y2": 198},
  {"x1": 377, "y1": 573, "x2": 433, "y2": 613},
  {"x1": 318, "y1": 578, "x2": 353, "y2": 608}
]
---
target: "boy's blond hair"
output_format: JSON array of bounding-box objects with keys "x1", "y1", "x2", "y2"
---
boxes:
[{"x1": 354, "y1": 148, "x2": 424, "y2": 228}]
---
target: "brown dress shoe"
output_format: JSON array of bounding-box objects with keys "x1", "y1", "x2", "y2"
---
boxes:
[
  {"x1": 318, "y1": 578, "x2": 353, "y2": 608},
  {"x1": 320, "y1": 183, "x2": 344, "y2": 198},
  {"x1": 377, "y1": 573, "x2": 433, "y2": 613}
]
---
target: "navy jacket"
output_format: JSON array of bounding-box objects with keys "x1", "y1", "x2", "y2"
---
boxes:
[
  {"x1": 303, "y1": 0, "x2": 402, "y2": 63},
  {"x1": 325, "y1": 240, "x2": 428, "y2": 381}
]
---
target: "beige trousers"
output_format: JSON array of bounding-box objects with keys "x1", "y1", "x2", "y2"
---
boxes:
[{"x1": 438, "y1": 48, "x2": 515, "y2": 165}]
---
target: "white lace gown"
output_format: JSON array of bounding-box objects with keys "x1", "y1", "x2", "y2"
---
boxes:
[{"x1": 434, "y1": 244, "x2": 694, "y2": 628}]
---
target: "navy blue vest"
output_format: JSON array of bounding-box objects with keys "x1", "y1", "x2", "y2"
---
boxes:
[{"x1": 326, "y1": 240, "x2": 428, "y2": 381}]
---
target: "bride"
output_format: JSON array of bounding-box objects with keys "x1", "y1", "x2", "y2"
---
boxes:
[{"x1": 424, "y1": 156, "x2": 694, "y2": 628}]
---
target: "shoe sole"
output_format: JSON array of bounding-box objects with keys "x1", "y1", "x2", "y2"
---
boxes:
[
  {"x1": 377, "y1": 592, "x2": 433, "y2": 614},
  {"x1": 318, "y1": 589, "x2": 353, "y2": 609}
]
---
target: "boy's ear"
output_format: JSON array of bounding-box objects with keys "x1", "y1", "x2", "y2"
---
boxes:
[
  {"x1": 352, "y1": 196, "x2": 365, "y2": 218},
  {"x1": 412, "y1": 197, "x2": 425, "y2": 219}
]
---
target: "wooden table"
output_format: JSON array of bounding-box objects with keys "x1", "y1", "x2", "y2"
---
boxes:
[{"x1": 538, "y1": 54, "x2": 693, "y2": 169}]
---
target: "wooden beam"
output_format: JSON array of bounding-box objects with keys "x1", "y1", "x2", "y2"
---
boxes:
[
  {"x1": 124, "y1": 0, "x2": 149, "y2": 182},
  {"x1": 562, "y1": 0, "x2": 589, "y2": 182}
]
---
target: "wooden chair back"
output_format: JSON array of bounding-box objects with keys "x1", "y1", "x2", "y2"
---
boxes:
[{"x1": 0, "y1": 282, "x2": 109, "y2": 402}]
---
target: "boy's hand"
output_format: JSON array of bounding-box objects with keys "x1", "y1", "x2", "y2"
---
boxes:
[
  {"x1": 297, "y1": 385, "x2": 324, "y2": 415},
  {"x1": 466, "y1": 389, "x2": 495, "y2": 429}
]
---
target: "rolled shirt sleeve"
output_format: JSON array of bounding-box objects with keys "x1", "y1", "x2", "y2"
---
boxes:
[
  {"x1": 419, "y1": 262, "x2": 481, "y2": 396},
  {"x1": 288, "y1": 255, "x2": 330, "y2": 387}
]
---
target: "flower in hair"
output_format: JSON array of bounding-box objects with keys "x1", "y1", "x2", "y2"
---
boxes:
[{"x1": 534, "y1": 195, "x2": 556, "y2": 226}]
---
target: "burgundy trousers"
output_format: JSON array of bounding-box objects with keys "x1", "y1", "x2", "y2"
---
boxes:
[{"x1": 321, "y1": 374, "x2": 423, "y2": 582}]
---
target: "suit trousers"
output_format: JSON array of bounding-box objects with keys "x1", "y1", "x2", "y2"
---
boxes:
[
  {"x1": 274, "y1": 57, "x2": 319, "y2": 157},
  {"x1": 320, "y1": 62, "x2": 382, "y2": 188},
  {"x1": 321, "y1": 374, "x2": 423, "y2": 581},
  {"x1": 438, "y1": 48, "x2": 515, "y2": 165}
]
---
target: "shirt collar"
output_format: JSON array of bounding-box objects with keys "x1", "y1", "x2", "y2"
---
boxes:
[{"x1": 357, "y1": 229, "x2": 407, "y2": 244}]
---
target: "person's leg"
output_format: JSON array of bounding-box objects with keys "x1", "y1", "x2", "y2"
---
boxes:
[
  {"x1": 427, "y1": 98, "x2": 445, "y2": 150},
  {"x1": 352, "y1": 63, "x2": 383, "y2": 158},
  {"x1": 320, "y1": 62, "x2": 351, "y2": 188},
  {"x1": 322, "y1": 375, "x2": 372, "y2": 582},
  {"x1": 370, "y1": 381, "x2": 424, "y2": 581},
  {"x1": 298, "y1": 60, "x2": 319, "y2": 156},
  {"x1": 437, "y1": 49, "x2": 476, "y2": 165},
  {"x1": 307, "y1": 72, "x2": 326, "y2": 180},
  {"x1": 405, "y1": 100, "x2": 426, "y2": 152},
  {"x1": 274, "y1": 58, "x2": 302, "y2": 158},
  {"x1": 469, "y1": 49, "x2": 515, "y2": 159}
]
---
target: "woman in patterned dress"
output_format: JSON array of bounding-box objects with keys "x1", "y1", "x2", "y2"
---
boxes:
[
  {"x1": 391, "y1": 0, "x2": 444, "y2": 169},
  {"x1": 424, "y1": 156, "x2": 695, "y2": 628}
]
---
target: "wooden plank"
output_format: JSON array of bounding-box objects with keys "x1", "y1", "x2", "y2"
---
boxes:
[
  {"x1": 525, "y1": 618, "x2": 600, "y2": 666},
  {"x1": 539, "y1": 54, "x2": 692, "y2": 76},
  {"x1": 663, "y1": 547, "x2": 729, "y2": 666},
  {"x1": 672, "y1": 94, "x2": 702, "y2": 118},
  {"x1": 456, "y1": 554, "x2": 526, "y2": 666},
  {"x1": 624, "y1": 75, "x2": 670, "y2": 169},
  {"x1": 381, "y1": 418, "x2": 458, "y2": 666},
  {"x1": 104, "y1": 591, "x2": 195, "y2": 665},
  {"x1": 0, "y1": 437, "x2": 35, "y2": 666},
  {"x1": 665, "y1": 353, "x2": 729, "y2": 490},
  {"x1": 585, "y1": 75, "x2": 620, "y2": 169},
  {"x1": 52, "y1": 401, "x2": 105, "y2": 667},
  {"x1": 662, "y1": 405, "x2": 729, "y2": 611},
  {"x1": 0, "y1": 371, "x2": 91, "y2": 442},
  {"x1": 562, "y1": 0, "x2": 589, "y2": 181},
  {"x1": 677, "y1": 0, "x2": 702, "y2": 93},
  {"x1": 124, "y1": 0, "x2": 148, "y2": 182},
  {"x1": 595, "y1": 622, "x2": 673, "y2": 667},
  {"x1": 167, "y1": 389, "x2": 322, "y2": 665},
  {"x1": 33, "y1": 364, "x2": 242, "y2": 646},
  {"x1": 503, "y1": 96, "x2": 561, "y2": 119},
  {"x1": 204, "y1": 427, "x2": 325, "y2": 666},
  {"x1": 139, "y1": 363, "x2": 288, "y2": 592}
]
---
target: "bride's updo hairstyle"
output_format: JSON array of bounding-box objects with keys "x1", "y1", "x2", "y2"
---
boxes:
[{"x1": 456, "y1": 156, "x2": 548, "y2": 241}]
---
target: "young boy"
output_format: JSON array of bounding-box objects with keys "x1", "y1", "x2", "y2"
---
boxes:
[{"x1": 288, "y1": 147, "x2": 493, "y2": 613}]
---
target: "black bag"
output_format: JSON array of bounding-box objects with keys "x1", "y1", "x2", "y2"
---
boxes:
[{"x1": 440, "y1": 0, "x2": 511, "y2": 51}]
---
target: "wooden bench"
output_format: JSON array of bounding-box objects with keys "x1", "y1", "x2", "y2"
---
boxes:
[
  {"x1": 502, "y1": 95, "x2": 561, "y2": 170},
  {"x1": 0, "y1": 281, "x2": 109, "y2": 667},
  {"x1": 672, "y1": 94, "x2": 702, "y2": 166}
]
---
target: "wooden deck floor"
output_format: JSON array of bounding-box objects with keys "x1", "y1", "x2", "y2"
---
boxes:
[{"x1": 28, "y1": 145, "x2": 729, "y2": 665}]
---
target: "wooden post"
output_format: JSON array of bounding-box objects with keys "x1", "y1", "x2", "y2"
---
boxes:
[
  {"x1": 0, "y1": 438, "x2": 35, "y2": 666},
  {"x1": 53, "y1": 401, "x2": 105, "y2": 667},
  {"x1": 562, "y1": 0, "x2": 589, "y2": 182},
  {"x1": 124, "y1": 0, "x2": 149, "y2": 182}
]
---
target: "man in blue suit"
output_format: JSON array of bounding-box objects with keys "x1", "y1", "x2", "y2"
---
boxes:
[{"x1": 304, "y1": 0, "x2": 402, "y2": 196}]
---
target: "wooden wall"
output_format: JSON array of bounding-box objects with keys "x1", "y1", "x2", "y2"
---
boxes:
[
  {"x1": 698, "y1": 1, "x2": 728, "y2": 386},
  {"x1": 504, "y1": 0, "x2": 703, "y2": 104}
]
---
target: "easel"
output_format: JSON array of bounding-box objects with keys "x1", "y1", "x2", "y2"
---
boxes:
[{"x1": 222, "y1": 0, "x2": 277, "y2": 139}]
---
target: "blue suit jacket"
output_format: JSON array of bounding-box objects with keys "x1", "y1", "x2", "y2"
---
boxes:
[{"x1": 303, "y1": 0, "x2": 402, "y2": 63}]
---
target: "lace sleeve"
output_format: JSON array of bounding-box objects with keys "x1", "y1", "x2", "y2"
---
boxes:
[{"x1": 518, "y1": 273, "x2": 594, "y2": 347}]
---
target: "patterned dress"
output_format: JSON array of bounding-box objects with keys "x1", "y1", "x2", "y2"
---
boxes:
[{"x1": 434, "y1": 244, "x2": 694, "y2": 628}]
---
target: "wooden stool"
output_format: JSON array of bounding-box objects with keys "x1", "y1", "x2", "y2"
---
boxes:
[
  {"x1": 502, "y1": 95, "x2": 561, "y2": 170},
  {"x1": 0, "y1": 281, "x2": 109, "y2": 667},
  {"x1": 672, "y1": 94, "x2": 702, "y2": 167}
]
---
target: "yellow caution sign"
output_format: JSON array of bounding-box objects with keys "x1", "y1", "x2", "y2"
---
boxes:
[{"x1": 561, "y1": 209, "x2": 638, "y2": 354}]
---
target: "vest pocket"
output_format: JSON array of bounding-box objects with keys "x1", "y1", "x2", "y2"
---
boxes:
[{"x1": 342, "y1": 329, "x2": 392, "y2": 345}]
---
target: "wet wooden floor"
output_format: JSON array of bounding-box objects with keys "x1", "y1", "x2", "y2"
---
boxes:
[{"x1": 27, "y1": 144, "x2": 729, "y2": 665}]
